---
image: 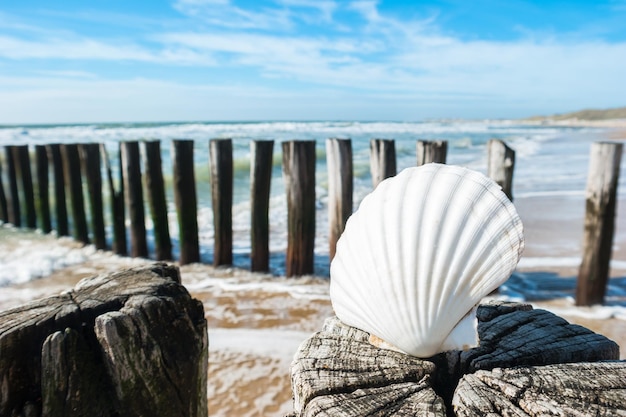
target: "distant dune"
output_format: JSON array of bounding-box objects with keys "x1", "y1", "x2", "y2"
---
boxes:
[{"x1": 527, "y1": 106, "x2": 626, "y2": 121}]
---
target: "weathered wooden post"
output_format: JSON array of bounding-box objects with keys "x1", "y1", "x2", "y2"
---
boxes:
[
  {"x1": 282, "y1": 140, "x2": 316, "y2": 277},
  {"x1": 144, "y1": 140, "x2": 172, "y2": 261},
  {"x1": 121, "y1": 141, "x2": 148, "y2": 258},
  {"x1": 250, "y1": 140, "x2": 274, "y2": 272},
  {"x1": 326, "y1": 138, "x2": 353, "y2": 260},
  {"x1": 4, "y1": 146, "x2": 20, "y2": 226},
  {"x1": 35, "y1": 145, "x2": 52, "y2": 233},
  {"x1": 487, "y1": 139, "x2": 515, "y2": 201},
  {"x1": 47, "y1": 144, "x2": 68, "y2": 236},
  {"x1": 14, "y1": 145, "x2": 37, "y2": 229},
  {"x1": 61, "y1": 144, "x2": 89, "y2": 244},
  {"x1": 576, "y1": 141, "x2": 623, "y2": 306},
  {"x1": 209, "y1": 139, "x2": 233, "y2": 266},
  {"x1": 172, "y1": 140, "x2": 200, "y2": 265},
  {"x1": 369, "y1": 139, "x2": 396, "y2": 188},
  {"x1": 0, "y1": 159, "x2": 7, "y2": 223},
  {"x1": 416, "y1": 140, "x2": 447, "y2": 166},
  {"x1": 102, "y1": 144, "x2": 127, "y2": 255},
  {"x1": 79, "y1": 144, "x2": 106, "y2": 250}
]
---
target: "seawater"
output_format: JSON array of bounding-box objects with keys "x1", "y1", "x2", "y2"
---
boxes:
[{"x1": 0, "y1": 120, "x2": 620, "y2": 280}]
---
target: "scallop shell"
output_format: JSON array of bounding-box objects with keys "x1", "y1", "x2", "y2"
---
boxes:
[{"x1": 330, "y1": 163, "x2": 524, "y2": 357}]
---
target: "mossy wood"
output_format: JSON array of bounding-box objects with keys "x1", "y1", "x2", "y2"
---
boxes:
[
  {"x1": 61, "y1": 144, "x2": 89, "y2": 243},
  {"x1": 172, "y1": 139, "x2": 200, "y2": 265},
  {"x1": 0, "y1": 264, "x2": 208, "y2": 417},
  {"x1": 35, "y1": 145, "x2": 52, "y2": 233},
  {"x1": 14, "y1": 145, "x2": 37, "y2": 229},
  {"x1": 143, "y1": 140, "x2": 172, "y2": 261},
  {"x1": 282, "y1": 140, "x2": 316, "y2": 277},
  {"x1": 47, "y1": 144, "x2": 69, "y2": 236},
  {"x1": 326, "y1": 138, "x2": 353, "y2": 260},
  {"x1": 4, "y1": 145, "x2": 20, "y2": 226},
  {"x1": 121, "y1": 141, "x2": 148, "y2": 258},
  {"x1": 0, "y1": 157, "x2": 7, "y2": 223},
  {"x1": 79, "y1": 143, "x2": 106, "y2": 250},
  {"x1": 369, "y1": 139, "x2": 396, "y2": 188},
  {"x1": 290, "y1": 302, "x2": 621, "y2": 416},
  {"x1": 417, "y1": 140, "x2": 448, "y2": 166},
  {"x1": 209, "y1": 138, "x2": 233, "y2": 266},
  {"x1": 101, "y1": 143, "x2": 127, "y2": 256},
  {"x1": 250, "y1": 140, "x2": 274, "y2": 272}
]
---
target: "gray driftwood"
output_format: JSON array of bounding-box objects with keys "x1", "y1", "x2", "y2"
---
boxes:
[
  {"x1": 0, "y1": 264, "x2": 208, "y2": 417},
  {"x1": 290, "y1": 301, "x2": 622, "y2": 416}
]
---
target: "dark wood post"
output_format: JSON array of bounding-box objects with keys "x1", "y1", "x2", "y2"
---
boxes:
[
  {"x1": 487, "y1": 139, "x2": 515, "y2": 201},
  {"x1": 209, "y1": 139, "x2": 233, "y2": 266},
  {"x1": 5, "y1": 146, "x2": 20, "y2": 226},
  {"x1": 61, "y1": 144, "x2": 89, "y2": 244},
  {"x1": 172, "y1": 140, "x2": 200, "y2": 265},
  {"x1": 47, "y1": 144, "x2": 68, "y2": 236},
  {"x1": 576, "y1": 142, "x2": 623, "y2": 306},
  {"x1": 326, "y1": 138, "x2": 353, "y2": 260},
  {"x1": 417, "y1": 140, "x2": 447, "y2": 166},
  {"x1": 250, "y1": 140, "x2": 274, "y2": 272},
  {"x1": 79, "y1": 144, "x2": 106, "y2": 250},
  {"x1": 102, "y1": 144, "x2": 127, "y2": 255},
  {"x1": 35, "y1": 145, "x2": 52, "y2": 233},
  {"x1": 143, "y1": 140, "x2": 172, "y2": 261},
  {"x1": 0, "y1": 158, "x2": 7, "y2": 223},
  {"x1": 369, "y1": 139, "x2": 396, "y2": 188},
  {"x1": 121, "y1": 141, "x2": 148, "y2": 258},
  {"x1": 14, "y1": 145, "x2": 37, "y2": 229},
  {"x1": 282, "y1": 140, "x2": 316, "y2": 277}
]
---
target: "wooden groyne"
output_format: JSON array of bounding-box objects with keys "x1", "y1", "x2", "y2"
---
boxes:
[{"x1": 0, "y1": 138, "x2": 621, "y2": 304}]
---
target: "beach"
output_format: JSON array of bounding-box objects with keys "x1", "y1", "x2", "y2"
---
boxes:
[{"x1": 1, "y1": 120, "x2": 626, "y2": 416}]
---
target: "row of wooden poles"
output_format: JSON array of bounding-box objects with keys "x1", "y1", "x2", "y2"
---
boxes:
[{"x1": 0, "y1": 138, "x2": 620, "y2": 305}]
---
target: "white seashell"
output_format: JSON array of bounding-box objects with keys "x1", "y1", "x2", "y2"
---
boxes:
[{"x1": 330, "y1": 164, "x2": 524, "y2": 357}]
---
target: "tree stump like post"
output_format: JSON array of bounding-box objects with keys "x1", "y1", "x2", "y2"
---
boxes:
[
  {"x1": 282, "y1": 141, "x2": 316, "y2": 277},
  {"x1": 35, "y1": 145, "x2": 52, "y2": 233},
  {"x1": 487, "y1": 139, "x2": 515, "y2": 201},
  {"x1": 172, "y1": 140, "x2": 200, "y2": 265},
  {"x1": 121, "y1": 141, "x2": 148, "y2": 258},
  {"x1": 61, "y1": 144, "x2": 89, "y2": 244},
  {"x1": 369, "y1": 139, "x2": 396, "y2": 188},
  {"x1": 416, "y1": 140, "x2": 447, "y2": 166},
  {"x1": 576, "y1": 141, "x2": 623, "y2": 306},
  {"x1": 4, "y1": 146, "x2": 21, "y2": 226},
  {"x1": 79, "y1": 144, "x2": 106, "y2": 250},
  {"x1": 47, "y1": 144, "x2": 68, "y2": 236},
  {"x1": 209, "y1": 139, "x2": 233, "y2": 266},
  {"x1": 144, "y1": 141, "x2": 172, "y2": 261},
  {"x1": 14, "y1": 145, "x2": 37, "y2": 229},
  {"x1": 250, "y1": 140, "x2": 274, "y2": 272},
  {"x1": 102, "y1": 144, "x2": 127, "y2": 256},
  {"x1": 326, "y1": 138, "x2": 353, "y2": 260}
]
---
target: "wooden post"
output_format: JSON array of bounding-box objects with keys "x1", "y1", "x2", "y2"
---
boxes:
[
  {"x1": 487, "y1": 139, "x2": 515, "y2": 201},
  {"x1": 101, "y1": 144, "x2": 127, "y2": 256},
  {"x1": 35, "y1": 145, "x2": 52, "y2": 233},
  {"x1": 417, "y1": 140, "x2": 447, "y2": 166},
  {"x1": 326, "y1": 138, "x2": 353, "y2": 260},
  {"x1": 13, "y1": 145, "x2": 37, "y2": 229},
  {"x1": 143, "y1": 140, "x2": 172, "y2": 261},
  {"x1": 209, "y1": 139, "x2": 233, "y2": 266},
  {"x1": 121, "y1": 141, "x2": 148, "y2": 258},
  {"x1": 79, "y1": 144, "x2": 106, "y2": 250},
  {"x1": 47, "y1": 144, "x2": 68, "y2": 236},
  {"x1": 576, "y1": 142, "x2": 623, "y2": 306},
  {"x1": 282, "y1": 140, "x2": 316, "y2": 277},
  {"x1": 5, "y1": 146, "x2": 20, "y2": 226},
  {"x1": 0, "y1": 158, "x2": 7, "y2": 223},
  {"x1": 250, "y1": 140, "x2": 274, "y2": 272},
  {"x1": 369, "y1": 139, "x2": 396, "y2": 188},
  {"x1": 172, "y1": 140, "x2": 200, "y2": 265},
  {"x1": 61, "y1": 144, "x2": 89, "y2": 244}
]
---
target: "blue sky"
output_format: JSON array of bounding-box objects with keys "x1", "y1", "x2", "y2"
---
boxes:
[{"x1": 1, "y1": 0, "x2": 625, "y2": 123}]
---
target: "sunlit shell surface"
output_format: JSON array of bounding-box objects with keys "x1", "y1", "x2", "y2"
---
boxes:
[{"x1": 330, "y1": 164, "x2": 524, "y2": 357}]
